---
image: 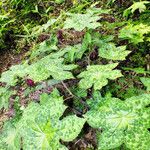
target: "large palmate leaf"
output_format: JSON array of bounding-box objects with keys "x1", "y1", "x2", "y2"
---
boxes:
[
  {"x1": 0, "y1": 87, "x2": 14, "y2": 109},
  {"x1": 0, "y1": 90, "x2": 85, "y2": 150},
  {"x1": 0, "y1": 55, "x2": 77, "y2": 86},
  {"x1": 0, "y1": 64, "x2": 27, "y2": 86},
  {"x1": 63, "y1": 13, "x2": 101, "y2": 31},
  {"x1": 63, "y1": 13, "x2": 100, "y2": 31},
  {"x1": 78, "y1": 63, "x2": 122, "y2": 90},
  {"x1": 84, "y1": 94, "x2": 150, "y2": 150},
  {"x1": 26, "y1": 57, "x2": 77, "y2": 82},
  {"x1": 140, "y1": 77, "x2": 150, "y2": 91},
  {"x1": 63, "y1": 7, "x2": 110, "y2": 31},
  {"x1": 119, "y1": 24, "x2": 150, "y2": 44},
  {"x1": 86, "y1": 7, "x2": 110, "y2": 15},
  {"x1": 98, "y1": 43, "x2": 131, "y2": 60}
]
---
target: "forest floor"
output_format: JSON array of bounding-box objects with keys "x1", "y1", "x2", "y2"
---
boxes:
[{"x1": 0, "y1": 0, "x2": 150, "y2": 149}]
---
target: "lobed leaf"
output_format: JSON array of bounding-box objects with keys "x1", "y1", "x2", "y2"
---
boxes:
[
  {"x1": 0, "y1": 56, "x2": 77, "y2": 86},
  {"x1": 0, "y1": 90, "x2": 85, "y2": 150},
  {"x1": 78, "y1": 63, "x2": 122, "y2": 90},
  {"x1": 63, "y1": 13, "x2": 101, "y2": 31},
  {"x1": 85, "y1": 94, "x2": 150, "y2": 150},
  {"x1": 98, "y1": 43, "x2": 131, "y2": 60}
]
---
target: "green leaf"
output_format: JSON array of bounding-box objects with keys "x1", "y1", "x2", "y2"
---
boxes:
[
  {"x1": 71, "y1": 87, "x2": 87, "y2": 98},
  {"x1": 0, "y1": 56, "x2": 77, "y2": 86},
  {"x1": 30, "y1": 35, "x2": 58, "y2": 59},
  {"x1": 26, "y1": 57, "x2": 77, "y2": 82},
  {"x1": 85, "y1": 94, "x2": 150, "y2": 150},
  {"x1": 63, "y1": 13, "x2": 101, "y2": 31},
  {"x1": 77, "y1": 32, "x2": 92, "y2": 59},
  {"x1": 0, "y1": 87, "x2": 14, "y2": 109},
  {"x1": 98, "y1": 43, "x2": 131, "y2": 60},
  {"x1": 122, "y1": 67, "x2": 150, "y2": 74},
  {"x1": 0, "y1": 64, "x2": 27, "y2": 86},
  {"x1": 92, "y1": 34, "x2": 114, "y2": 47},
  {"x1": 123, "y1": 1, "x2": 150, "y2": 17},
  {"x1": 125, "y1": 94, "x2": 150, "y2": 110},
  {"x1": 140, "y1": 77, "x2": 150, "y2": 91},
  {"x1": 119, "y1": 24, "x2": 150, "y2": 44},
  {"x1": 86, "y1": 7, "x2": 110, "y2": 15},
  {"x1": 78, "y1": 63, "x2": 122, "y2": 90},
  {"x1": 125, "y1": 127, "x2": 150, "y2": 150},
  {"x1": 97, "y1": 128, "x2": 124, "y2": 150},
  {"x1": 63, "y1": 32, "x2": 92, "y2": 61},
  {"x1": 0, "y1": 90, "x2": 85, "y2": 150},
  {"x1": 60, "y1": 115, "x2": 85, "y2": 141},
  {"x1": 0, "y1": 122, "x2": 21, "y2": 150},
  {"x1": 64, "y1": 44, "x2": 82, "y2": 62}
]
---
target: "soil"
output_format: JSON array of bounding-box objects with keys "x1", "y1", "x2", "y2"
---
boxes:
[{"x1": 0, "y1": 49, "x2": 27, "y2": 74}]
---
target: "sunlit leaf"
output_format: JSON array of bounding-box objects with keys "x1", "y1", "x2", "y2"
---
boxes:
[
  {"x1": 119, "y1": 24, "x2": 150, "y2": 44},
  {"x1": 85, "y1": 94, "x2": 150, "y2": 150},
  {"x1": 99, "y1": 43, "x2": 131, "y2": 60},
  {"x1": 0, "y1": 90, "x2": 85, "y2": 149},
  {"x1": 64, "y1": 13, "x2": 101, "y2": 31},
  {"x1": 78, "y1": 63, "x2": 122, "y2": 90}
]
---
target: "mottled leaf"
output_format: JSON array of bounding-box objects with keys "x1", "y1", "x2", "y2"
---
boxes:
[
  {"x1": 85, "y1": 94, "x2": 150, "y2": 150},
  {"x1": 63, "y1": 13, "x2": 101, "y2": 31},
  {"x1": 99, "y1": 43, "x2": 131, "y2": 60},
  {"x1": 0, "y1": 56, "x2": 77, "y2": 86},
  {"x1": 60, "y1": 115, "x2": 85, "y2": 141},
  {"x1": 0, "y1": 90, "x2": 85, "y2": 150},
  {"x1": 78, "y1": 63, "x2": 122, "y2": 90}
]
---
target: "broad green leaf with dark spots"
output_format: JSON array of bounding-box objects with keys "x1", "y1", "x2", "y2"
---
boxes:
[
  {"x1": 86, "y1": 7, "x2": 110, "y2": 15},
  {"x1": 0, "y1": 90, "x2": 85, "y2": 150},
  {"x1": 0, "y1": 64, "x2": 27, "y2": 86},
  {"x1": 0, "y1": 55, "x2": 77, "y2": 86},
  {"x1": 26, "y1": 57, "x2": 77, "y2": 82},
  {"x1": 63, "y1": 13, "x2": 101, "y2": 31},
  {"x1": 97, "y1": 128, "x2": 124, "y2": 150},
  {"x1": 78, "y1": 63, "x2": 122, "y2": 90},
  {"x1": 125, "y1": 127, "x2": 150, "y2": 150},
  {"x1": 98, "y1": 43, "x2": 131, "y2": 60},
  {"x1": 84, "y1": 94, "x2": 150, "y2": 150}
]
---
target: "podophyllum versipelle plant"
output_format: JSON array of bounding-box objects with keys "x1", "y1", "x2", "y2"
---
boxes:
[{"x1": 0, "y1": 0, "x2": 150, "y2": 149}]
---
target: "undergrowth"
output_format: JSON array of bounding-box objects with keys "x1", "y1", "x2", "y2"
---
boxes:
[{"x1": 0, "y1": 0, "x2": 150, "y2": 149}]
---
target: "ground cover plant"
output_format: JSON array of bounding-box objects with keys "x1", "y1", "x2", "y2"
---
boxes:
[{"x1": 0, "y1": 0, "x2": 150, "y2": 149}]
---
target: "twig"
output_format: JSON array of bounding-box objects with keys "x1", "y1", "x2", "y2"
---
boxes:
[{"x1": 61, "y1": 81, "x2": 74, "y2": 96}]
